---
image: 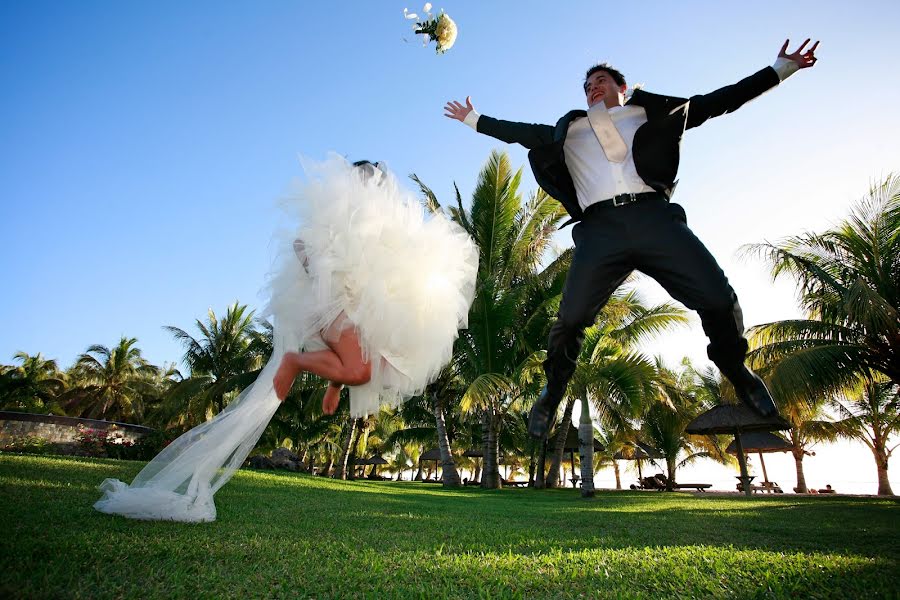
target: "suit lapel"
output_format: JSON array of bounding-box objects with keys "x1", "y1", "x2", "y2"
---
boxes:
[
  {"x1": 555, "y1": 110, "x2": 586, "y2": 141},
  {"x1": 627, "y1": 89, "x2": 689, "y2": 122}
]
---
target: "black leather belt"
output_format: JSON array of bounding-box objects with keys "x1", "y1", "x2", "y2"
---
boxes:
[{"x1": 583, "y1": 191, "x2": 665, "y2": 215}]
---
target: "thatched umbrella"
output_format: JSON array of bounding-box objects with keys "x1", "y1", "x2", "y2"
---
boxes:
[
  {"x1": 548, "y1": 427, "x2": 605, "y2": 488},
  {"x1": 686, "y1": 404, "x2": 790, "y2": 497},
  {"x1": 614, "y1": 441, "x2": 663, "y2": 481},
  {"x1": 363, "y1": 455, "x2": 388, "y2": 478},
  {"x1": 726, "y1": 432, "x2": 791, "y2": 491},
  {"x1": 350, "y1": 456, "x2": 370, "y2": 478},
  {"x1": 419, "y1": 447, "x2": 442, "y2": 480}
]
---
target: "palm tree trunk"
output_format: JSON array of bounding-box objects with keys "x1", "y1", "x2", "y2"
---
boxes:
[
  {"x1": 528, "y1": 444, "x2": 536, "y2": 487},
  {"x1": 613, "y1": 462, "x2": 621, "y2": 490},
  {"x1": 535, "y1": 439, "x2": 548, "y2": 488},
  {"x1": 665, "y1": 456, "x2": 676, "y2": 491},
  {"x1": 792, "y1": 447, "x2": 808, "y2": 493},
  {"x1": 577, "y1": 399, "x2": 595, "y2": 498},
  {"x1": 355, "y1": 419, "x2": 370, "y2": 459},
  {"x1": 323, "y1": 453, "x2": 335, "y2": 477},
  {"x1": 334, "y1": 417, "x2": 358, "y2": 480},
  {"x1": 481, "y1": 410, "x2": 502, "y2": 489},
  {"x1": 349, "y1": 419, "x2": 371, "y2": 480},
  {"x1": 873, "y1": 447, "x2": 894, "y2": 496},
  {"x1": 433, "y1": 393, "x2": 461, "y2": 487},
  {"x1": 547, "y1": 399, "x2": 574, "y2": 488}
]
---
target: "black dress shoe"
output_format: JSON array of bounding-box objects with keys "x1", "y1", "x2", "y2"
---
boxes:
[
  {"x1": 729, "y1": 366, "x2": 778, "y2": 417},
  {"x1": 528, "y1": 386, "x2": 563, "y2": 439}
]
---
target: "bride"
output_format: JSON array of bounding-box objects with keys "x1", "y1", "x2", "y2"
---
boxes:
[{"x1": 94, "y1": 156, "x2": 479, "y2": 522}]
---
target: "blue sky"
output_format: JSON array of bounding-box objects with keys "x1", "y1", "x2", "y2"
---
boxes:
[{"x1": 3, "y1": 0, "x2": 899, "y2": 374}]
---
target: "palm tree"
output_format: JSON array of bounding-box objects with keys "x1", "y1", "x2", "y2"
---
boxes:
[
  {"x1": 641, "y1": 361, "x2": 729, "y2": 491},
  {"x1": 744, "y1": 174, "x2": 900, "y2": 403},
  {"x1": 333, "y1": 415, "x2": 360, "y2": 480},
  {"x1": 358, "y1": 406, "x2": 405, "y2": 478},
  {"x1": 64, "y1": 337, "x2": 159, "y2": 422},
  {"x1": 430, "y1": 375, "x2": 463, "y2": 487},
  {"x1": 549, "y1": 290, "x2": 687, "y2": 490},
  {"x1": 387, "y1": 442, "x2": 420, "y2": 480},
  {"x1": 161, "y1": 302, "x2": 268, "y2": 426},
  {"x1": 770, "y1": 387, "x2": 834, "y2": 494},
  {"x1": 142, "y1": 363, "x2": 184, "y2": 429},
  {"x1": 0, "y1": 352, "x2": 67, "y2": 414},
  {"x1": 595, "y1": 426, "x2": 635, "y2": 490},
  {"x1": 260, "y1": 373, "x2": 341, "y2": 468},
  {"x1": 415, "y1": 151, "x2": 569, "y2": 489},
  {"x1": 824, "y1": 379, "x2": 899, "y2": 495}
]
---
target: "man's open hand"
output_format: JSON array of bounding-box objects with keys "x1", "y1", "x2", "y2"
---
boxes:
[
  {"x1": 779, "y1": 38, "x2": 819, "y2": 69},
  {"x1": 444, "y1": 96, "x2": 475, "y2": 121}
]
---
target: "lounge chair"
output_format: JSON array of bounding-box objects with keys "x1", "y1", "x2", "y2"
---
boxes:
[
  {"x1": 501, "y1": 478, "x2": 529, "y2": 488},
  {"x1": 631, "y1": 474, "x2": 668, "y2": 490},
  {"x1": 737, "y1": 480, "x2": 783, "y2": 494},
  {"x1": 657, "y1": 473, "x2": 712, "y2": 492}
]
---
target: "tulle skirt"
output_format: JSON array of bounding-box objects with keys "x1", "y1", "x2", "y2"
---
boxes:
[
  {"x1": 268, "y1": 155, "x2": 478, "y2": 416},
  {"x1": 93, "y1": 155, "x2": 478, "y2": 521}
]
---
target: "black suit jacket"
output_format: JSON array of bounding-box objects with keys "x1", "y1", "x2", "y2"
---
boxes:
[{"x1": 475, "y1": 66, "x2": 781, "y2": 222}]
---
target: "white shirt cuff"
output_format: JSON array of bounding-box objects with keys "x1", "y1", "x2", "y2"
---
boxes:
[
  {"x1": 772, "y1": 57, "x2": 800, "y2": 81},
  {"x1": 463, "y1": 110, "x2": 480, "y2": 130}
]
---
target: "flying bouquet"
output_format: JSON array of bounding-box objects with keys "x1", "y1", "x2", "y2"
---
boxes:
[{"x1": 403, "y1": 4, "x2": 457, "y2": 54}]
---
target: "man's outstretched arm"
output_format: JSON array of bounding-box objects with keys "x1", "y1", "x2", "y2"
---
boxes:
[
  {"x1": 686, "y1": 38, "x2": 820, "y2": 130},
  {"x1": 445, "y1": 96, "x2": 554, "y2": 149}
]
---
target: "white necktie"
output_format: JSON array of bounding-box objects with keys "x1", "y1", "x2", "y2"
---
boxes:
[{"x1": 587, "y1": 103, "x2": 628, "y2": 163}]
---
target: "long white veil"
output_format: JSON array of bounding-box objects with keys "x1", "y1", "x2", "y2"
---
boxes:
[{"x1": 93, "y1": 330, "x2": 295, "y2": 522}]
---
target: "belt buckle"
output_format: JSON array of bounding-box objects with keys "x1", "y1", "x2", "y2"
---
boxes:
[{"x1": 612, "y1": 193, "x2": 635, "y2": 207}]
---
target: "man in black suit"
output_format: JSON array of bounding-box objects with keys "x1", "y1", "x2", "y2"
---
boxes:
[{"x1": 445, "y1": 39, "x2": 819, "y2": 438}]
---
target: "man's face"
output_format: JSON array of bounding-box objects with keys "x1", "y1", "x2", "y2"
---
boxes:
[{"x1": 583, "y1": 70, "x2": 626, "y2": 108}]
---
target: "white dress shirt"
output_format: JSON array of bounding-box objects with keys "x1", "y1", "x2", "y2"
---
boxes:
[{"x1": 564, "y1": 104, "x2": 654, "y2": 208}]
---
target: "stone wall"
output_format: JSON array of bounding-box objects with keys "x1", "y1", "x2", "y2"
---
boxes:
[{"x1": 0, "y1": 411, "x2": 152, "y2": 445}]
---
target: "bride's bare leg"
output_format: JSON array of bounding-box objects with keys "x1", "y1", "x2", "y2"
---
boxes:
[
  {"x1": 273, "y1": 326, "x2": 371, "y2": 404},
  {"x1": 322, "y1": 381, "x2": 344, "y2": 414}
]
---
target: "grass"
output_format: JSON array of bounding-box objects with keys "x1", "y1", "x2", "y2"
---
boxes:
[{"x1": 1, "y1": 454, "x2": 898, "y2": 599}]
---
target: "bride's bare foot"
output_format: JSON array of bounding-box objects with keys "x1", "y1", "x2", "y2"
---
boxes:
[
  {"x1": 322, "y1": 382, "x2": 343, "y2": 414},
  {"x1": 273, "y1": 352, "x2": 302, "y2": 401}
]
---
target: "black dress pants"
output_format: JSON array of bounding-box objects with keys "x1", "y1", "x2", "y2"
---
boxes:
[{"x1": 544, "y1": 196, "x2": 748, "y2": 394}]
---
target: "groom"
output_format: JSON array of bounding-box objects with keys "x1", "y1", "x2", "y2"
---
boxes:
[{"x1": 445, "y1": 39, "x2": 819, "y2": 438}]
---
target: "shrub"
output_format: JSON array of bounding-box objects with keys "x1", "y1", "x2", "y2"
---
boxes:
[
  {"x1": 0, "y1": 436, "x2": 56, "y2": 455},
  {"x1": 74, "y1": 424, "x2": 175, "y2": 460}
]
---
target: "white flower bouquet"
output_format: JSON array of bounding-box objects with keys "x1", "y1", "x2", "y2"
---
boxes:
[{"x1": 404, "y1": 4, "x2": 457, "y2": 54}]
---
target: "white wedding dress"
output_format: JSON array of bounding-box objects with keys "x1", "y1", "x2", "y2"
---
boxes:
[{"x1": 94, "y1": 155, "x2": 478, "y2": 522}]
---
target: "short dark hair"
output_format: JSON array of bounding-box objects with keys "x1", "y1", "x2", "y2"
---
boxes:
[{"x1": 583, "y1": 63, "x2": 626, "y2": 91}]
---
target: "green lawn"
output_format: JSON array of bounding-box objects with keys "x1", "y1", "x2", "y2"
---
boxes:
[{"x1": 1, "y1": 454, "x2": 898, "y2": 599}]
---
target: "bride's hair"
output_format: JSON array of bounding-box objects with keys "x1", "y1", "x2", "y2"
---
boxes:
[{"x1": 351, "y1": 160, "x2": 385, "y2": 183}]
